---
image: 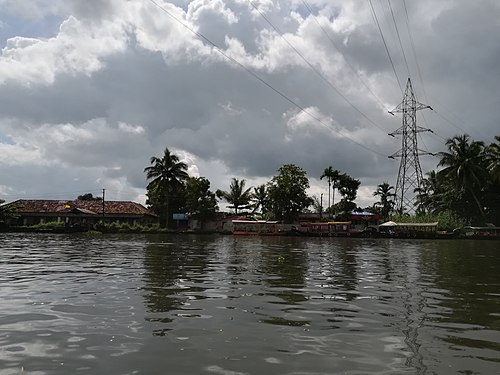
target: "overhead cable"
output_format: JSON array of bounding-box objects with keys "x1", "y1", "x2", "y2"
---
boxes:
[
  {"x1": 146, "y1": 0, "x2": 387, "y2": 157},
  {"x1": 402, "y1": 0, "x2": 429, "y2": 104},
  {"x1": 368, "y1": 0, "x2": 403, "y2": 93},
  {"x1": 300, "y1": 0, "x2": 388, "y2": 110},
  {"x1": 387, "y1": 0, "x2": 411, "y2": 79},
  {"x1": 247, "y1": 0, "x2": 387, "y2": 133}
]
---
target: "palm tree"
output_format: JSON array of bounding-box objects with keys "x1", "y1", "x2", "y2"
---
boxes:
[
  {"x1": 320, "y1": 166, "x2": 340, "y2": 215},
  {"x1": 373, "y1": 182, "x2": 396, "y2": 219},
  {"x1": 216, "y1": 178, "x2": 252, "y2": 215},
  {"x1": 415, "y1": 170, "x2": 445, "y2": 214},
  {"x1": 144, "y1": 147, "x2": 189, "y2": 228},
  {"x1": 251, "y1": 184, "x2": 268, "y2": 214},
  {"x1": 486, "y1": 135, "x2": 500, "y2": 181},
  {"x1": 438, "y1": 134, "x2": 487, "y2": 221}
]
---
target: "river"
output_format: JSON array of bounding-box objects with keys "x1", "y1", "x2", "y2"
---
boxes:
[{"x1": 0, "y1": 233, "x2": 499, "y2": 374}]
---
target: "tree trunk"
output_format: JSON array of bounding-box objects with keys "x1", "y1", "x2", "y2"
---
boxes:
[
  {"x1": 332, "y1": 186, "x2": 335, "y2": 216},
  {"x1": 165, "y1": 192, "x2": 170, "y2": 229},
  {"x1": 470, "y1": 188, "x2": 487, "y2": 222},
  {"x1": 327, "y1": 180, "x2": 331, "y2": 217}
]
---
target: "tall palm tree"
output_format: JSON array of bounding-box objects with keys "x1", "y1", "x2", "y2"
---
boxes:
[
  {"x1": 251, "y1": 184, "x2": 268, "y2": 214},
  {"x1": 144, "y1": 147, "x2": 189, "y2": 228},
  {"x1": 320, "y1": 166, "x2": 340, "y2": 215},
  {"x1": 414, "y1": 170, "x2": 445, "y2": 214},
  {"x1": 216, "y1": 178, "x2": 252, "y2": 215},
  {"x1": 438, "y1": 134, "x2": 487, "y2": 220},
  {"x1": 486, "y1": 135, "x2": 500, "y2": 181},
  {"x1": 373, "y1": 182, "x2": 396, "y2": 219}
]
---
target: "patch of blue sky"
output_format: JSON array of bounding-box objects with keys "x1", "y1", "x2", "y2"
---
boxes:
[
  {"x1": 0, "y1": 13, "x2": 64, "y2": 48},
  {"x1": 295, "y1": 2, "x2": 339, "y2": 22},
  {"x1": 0, "y1": 132, "x2": 14, "y2": 145},
  {"x1": 169, "y1": 0, "x2": 189, "y2": 12}
]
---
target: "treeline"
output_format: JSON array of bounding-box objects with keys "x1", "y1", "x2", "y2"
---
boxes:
[
  {"x1": 365, "y1": 134, "x2": 500, "y2": 226},
  {"x1": 144, "y1": 149, "x2": 362, "y2": 228},
  {"x1": 145, "y1": 133, "x2": 499, "y2": 229},
  {"x1": 413, "y1": 134, "x2": 500, "y2": 225}
]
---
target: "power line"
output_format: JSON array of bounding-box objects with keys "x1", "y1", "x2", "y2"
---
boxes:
[
  {"x1": 247, "y1": 0, "x2": 388, "y2": 133},
  {"x1": 300, "y1": 0, "x2": 388, "y2": 110},
  {"x1": 146, "y1": 0, "x2": 387, "y2": 157},
  {"x1": 401, "y1": 0, "x2": 429, "y2": 104},
  {"x1": 386, "y1": 0, "x2": 411, "y2": 78},
  {"x1": 368, "y1": 0, "x2": 403, "y2": 93}
]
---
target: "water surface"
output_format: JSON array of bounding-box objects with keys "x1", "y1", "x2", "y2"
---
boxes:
[{"x1": 1, "y1": 233, "x2": 499, "y2": 374}]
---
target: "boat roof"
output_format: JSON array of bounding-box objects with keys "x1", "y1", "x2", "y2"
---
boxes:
[
  {"x1": 303, "y1": 221, "x2": 351, "y2": 225},
  {"x1": 379, "y1": 221, "x2": 438, "y2": 227},
  {"x1": 232, "y1": 220, "x2": 279, "y2": 224},
  {"x1": 462, "y1": 226, "x2": 500, "y2": 230}
]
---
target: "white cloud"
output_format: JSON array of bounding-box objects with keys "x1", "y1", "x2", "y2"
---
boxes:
[
  {"x1": 0, "y1": 16, "x2": 127, "y2": 85},
  {"x1": 0, "y1": 0, "x2": 498, "y2": 207}
]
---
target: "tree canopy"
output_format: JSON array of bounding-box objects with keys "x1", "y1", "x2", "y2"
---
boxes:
[
  {"x1": 216, "y1": 178, "x2": 252, "y2": 214},
  {"x1": 144, "y1": 147, "x2": 189, "y2": 228},
  {"x1": 267, "y1": 164, "x2": 313, "y2": 223},
  {"x1": 185, "y1": 177, "x2": 218, "y2": 224},
  {"x1": 77, "y1": 193, "x2": 102, "y2": 201}
]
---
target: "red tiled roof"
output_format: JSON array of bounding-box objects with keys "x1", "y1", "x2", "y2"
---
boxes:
[{"x1": 9, "y1": 199, "x2": 156, "y2": 216}]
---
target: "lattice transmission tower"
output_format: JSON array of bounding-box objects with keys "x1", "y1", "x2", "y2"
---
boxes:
[{"x1": 388, "y1": 78, "x2": 433, "y2": 214}]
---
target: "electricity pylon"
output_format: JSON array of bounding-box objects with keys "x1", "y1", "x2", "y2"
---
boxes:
[{"x1": 388, "y1": 78, "x2": 434, "y2": 215}]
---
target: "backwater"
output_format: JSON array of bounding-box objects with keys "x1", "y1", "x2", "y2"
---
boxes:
[{"x1": 1, "y1": 233, "x2": 499, "y2": 374}]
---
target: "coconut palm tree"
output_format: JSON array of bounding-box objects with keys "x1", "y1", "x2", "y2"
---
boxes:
[
  {"x1": 486, "y1": 135, "x2": 500, "y2": 181},
  {"x1": 320, "y1": 166, "x2": 340, "y2": 215},
  {"x1": 144, "y1": 147, "x2": 189, "y2": 228},
  {"x1": 216, "y1": 178, "x2": 252, "y2": 215},
  {"x1": 414, "y1": 170, "x2": 446, "y2": 214},
  {"x1": 373, "y1": 182, "x2": 396, "y2": 219},
  {"x1": 251, "y1": 184, "x2": 268, "y2": 214},
  {"x1": 438, "y1": 134, "x2": 488, "y2": 221}
]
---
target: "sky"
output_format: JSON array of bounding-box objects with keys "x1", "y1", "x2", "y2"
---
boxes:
[{"x1": 0, "y1": 0, "x2": 499, "y2": 209}]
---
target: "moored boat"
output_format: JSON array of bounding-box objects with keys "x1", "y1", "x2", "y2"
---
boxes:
[
  {"x1": 232, "y1": 220, "x2": 284, "y2": 235},
  {"x1": 296, "y1": 221, "x2": 353, "y2": 237}
]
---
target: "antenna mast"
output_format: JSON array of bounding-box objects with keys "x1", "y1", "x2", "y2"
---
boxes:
[{"x1": 388, "y1": 78, "x2": 433, "y2": 214}]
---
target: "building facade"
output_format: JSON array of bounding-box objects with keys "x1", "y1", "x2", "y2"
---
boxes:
[{"x1": 4, "y1": 199, "x2": 158, "y2": 227}]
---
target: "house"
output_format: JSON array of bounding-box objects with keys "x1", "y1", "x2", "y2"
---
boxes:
[{"x1": 4, "y1": 199, "x2": 158, "y2": 227}]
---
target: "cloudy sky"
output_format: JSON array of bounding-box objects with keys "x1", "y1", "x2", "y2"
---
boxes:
[{"x1": 0, "y1": 0, "x2": 498, "y2": 209}]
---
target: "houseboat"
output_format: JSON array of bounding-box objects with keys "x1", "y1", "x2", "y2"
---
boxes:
[
  {"x1": 232, "y1": 220, "x2": 283, "y2": 235},
  {"x1": 296, "y1": 221, "x2": 352, "y2": 237},
  {"x1": 455, "y1": 226, "x2": 500, "y2": 240},
  {"x1": 378, "y1": 221, "x2": 438, "y2": 238}
]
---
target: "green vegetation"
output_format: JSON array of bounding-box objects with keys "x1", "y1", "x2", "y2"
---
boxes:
[
  {"x1": 140, "y1": 134, "x2": 498, "y2": 230},
  {"x1": 414, "y1": 134, "x2": 500, "y2": 225},
  {"x1": 216, "y1": 178, "x2": 252, "y2": 214},
  {"x1": 18, "y1": 221, "x2": 65, "y2": 230},
  {"x1": 8, "y1": 134, "x2": 498, "y2": 233},
  {"x1": 185, "y1": 177, "x2": 218, "y2": 227},
  {"x1": 77, "y1": 193, "x2": 102, "y2": 201},
  {"x1": 320, "y1": 166, "x2": 341, "y2": 214},
  {"x1": 391, "y1": 212, "x2": 466, "y2": 232},
  {"x1": 144, "y1": 147, "x2": 190, "y2": 228},
  {"x1": 373, "y1": 182, "x2": 395, "y2": 220},
  {"x1": 267, "y1": 164, "x2": 313, "y2": 223},
  {"x1": 0, "y1": 199, "x2": 18, "y2": 222}
]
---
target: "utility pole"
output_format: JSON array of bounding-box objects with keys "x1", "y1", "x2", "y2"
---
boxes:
[
  {"x1": 388, "y1": 78, "x2": 434, "y2": 215},
  {"x1": 102, "y1": 188, "x2": 105, "y2": 221}
]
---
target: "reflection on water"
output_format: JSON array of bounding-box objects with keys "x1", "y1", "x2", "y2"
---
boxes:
[{"x1": 0, "y1": 233, "x2": 500, "y2": 374}]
